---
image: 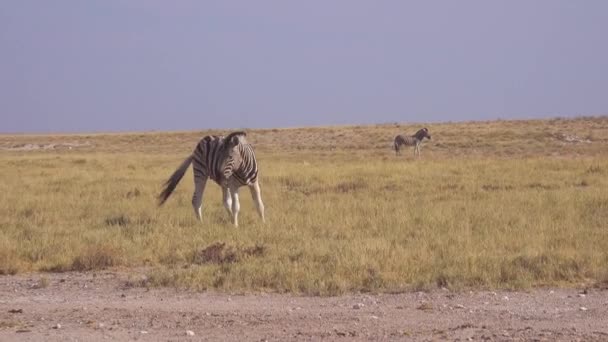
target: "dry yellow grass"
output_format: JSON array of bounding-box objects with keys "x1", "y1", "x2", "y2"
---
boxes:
[{"x1": 1, "y1": 116, "x2": 607, "y2": 294}]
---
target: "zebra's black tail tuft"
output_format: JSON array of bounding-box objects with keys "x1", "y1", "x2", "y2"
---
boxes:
[{"x1": 158, "y1": 155, "x2": 194, "y2": 206}]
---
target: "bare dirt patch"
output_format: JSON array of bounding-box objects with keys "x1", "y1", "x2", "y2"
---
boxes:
[
  {"x1": 1, "y1": 142, "x2": 92, "y2": 151},
  {"x1": 1, "y1": 272, "x2": 607, "y2": 341}
]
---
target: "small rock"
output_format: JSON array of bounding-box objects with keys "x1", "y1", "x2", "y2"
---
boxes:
[
  {"x1": 370, "y1": 315, "x2": 379, "y2": 320},
  {"x1": 417, "y1": 303, "x2": 433, "y2": 311},
  {"x1": 503, "y1": 296, "x2": 509, "y2": 301},
  {"x1": 352, "y1": 303, "x2": 364, "y2": 309},
  {"x1": 334, "y1": 328, "x2": 346, "y2": 337},
  {"x1": 53, "y1": 324, "x2": 61, "y2": 329},
  {"x1": 186, "y1": 330, "x2": 195, "y2": 336},
  {"x1": 140, "y1": 330, "x2": 148, "y2": 334},
  {"x1": 580, "y1": 307, "x2": 588, "y2": 311},
  {"x1": 549, "y1": 290, "x2": 555, "y2": 294},
  {"x1": 455, "y1": 304, "x2": 465, "y2": 309},
  {"x1": 98, "y1": 323, "x2": 105, "y2": 329},
  {"x1": 578, "y1": 293, "x2": 586, "y2": 298}
]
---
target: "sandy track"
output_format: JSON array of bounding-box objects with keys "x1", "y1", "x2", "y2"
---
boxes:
[{"x1": 1, "y1": 271, "x2": 607, "y2": 341}]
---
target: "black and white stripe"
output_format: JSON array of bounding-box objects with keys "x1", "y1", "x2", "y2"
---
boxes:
[
  {"x1": 158, "y1": 131, "x2": 265, "y2": 226},
  {"x1": 394, "y1": 127, "x2": 431, "y2": 157}
]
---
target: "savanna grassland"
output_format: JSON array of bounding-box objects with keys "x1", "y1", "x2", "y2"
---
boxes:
[{"x1": 1, "y1": 116, "x2": 607, "y2": 295}]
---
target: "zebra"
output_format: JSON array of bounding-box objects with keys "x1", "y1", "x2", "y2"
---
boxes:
[
  {"x1": 394, "y1": 127, "x2": 431, "y2": 157},
  {"x1": 158, "y1": 131, "x2": 265, "y2": 227}
]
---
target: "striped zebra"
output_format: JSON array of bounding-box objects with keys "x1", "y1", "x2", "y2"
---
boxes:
[
  {"x1": 158, "y1": 131, "x2": 265, "y2": 227},
  {"x1": 394, "y1": 127, "x2": 431, "y2": 157}
]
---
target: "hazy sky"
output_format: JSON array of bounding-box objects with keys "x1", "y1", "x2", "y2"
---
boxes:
[{"x1": 1, "y1": 1, "x2": 607, "y2": 133}]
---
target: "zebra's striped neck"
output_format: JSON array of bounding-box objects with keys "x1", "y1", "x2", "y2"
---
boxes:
[{"x1": 413, "y1": 131, "x2": 426, "y2": 141}]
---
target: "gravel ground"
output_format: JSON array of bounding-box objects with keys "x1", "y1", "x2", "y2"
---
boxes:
[{"x1": 1, "y1": 271, "x2": 607, "y2": 341}]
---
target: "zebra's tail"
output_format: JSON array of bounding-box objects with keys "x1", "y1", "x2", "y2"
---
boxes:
[{"x1": 158, "y1": 155, "x2": 194, "y2": 206}]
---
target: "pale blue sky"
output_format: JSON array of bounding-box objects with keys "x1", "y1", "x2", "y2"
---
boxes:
[{"x1": 1, "y1": 1, "x2": 607, "y2": 133}]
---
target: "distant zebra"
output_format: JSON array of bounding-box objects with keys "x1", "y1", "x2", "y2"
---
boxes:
[
  {"x1": 158, "y1": 131, "x2": 265, "y2": 227},
  {"x1": 394, "y1": 128, "x2": 431, "y2": 157}
]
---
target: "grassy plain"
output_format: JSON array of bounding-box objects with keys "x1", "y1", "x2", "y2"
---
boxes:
[{"x1": 1, "y1": 116, "x2": 607, "y2": 294}]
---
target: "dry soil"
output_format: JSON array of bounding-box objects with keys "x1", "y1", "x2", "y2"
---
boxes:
[{"x1": 1, "y1": 271, "x2": 608, "y2": 341}]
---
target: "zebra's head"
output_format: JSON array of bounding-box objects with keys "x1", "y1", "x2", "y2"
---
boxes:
[
  {"x1": 219, "y1": 131, "x2": 247, "y2": 184},
  {"x1": 416, "y1": 127, "x2": 431, "y2": 140}
]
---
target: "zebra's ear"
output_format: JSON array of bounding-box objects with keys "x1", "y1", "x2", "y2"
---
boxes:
[
  {"x1": 225, "y1": 131, "x2": 247, "y2": 146},
  {"x1": 230, "y1": 135, "x2": 239, "y2": 146}
]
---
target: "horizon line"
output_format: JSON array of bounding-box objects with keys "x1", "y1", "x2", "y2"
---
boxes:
[{"x1": 1, "y1": 113, "x2": 606, "y2": 136}]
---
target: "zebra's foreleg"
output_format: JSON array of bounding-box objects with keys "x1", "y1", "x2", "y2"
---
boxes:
[
  {"x1": 229, "y1": 185, "x2": 241, "y2": 227},
  {"x1": 249, "y1": 180, "x2": 265, "y2": 223},
  {"x1": 192, "y1": 176, "x2": 208, "y2": 221},
  {"x1": 222, "y1": 187, "x2": 233, "y2": 216}
]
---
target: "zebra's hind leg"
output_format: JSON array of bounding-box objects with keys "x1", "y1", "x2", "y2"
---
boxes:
[
  {"x1": 229, "y1": 185, "x2": 241, "y2": 227},
  {"x1": 249, "y1": 180, "x2": 265, "y2": 223},
  {"x1": 222, "y1": 187, "x2": 233, "y2": 216},
  {"x1": 192, "y1": 176, "x2": 208, "y2": 221}
]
